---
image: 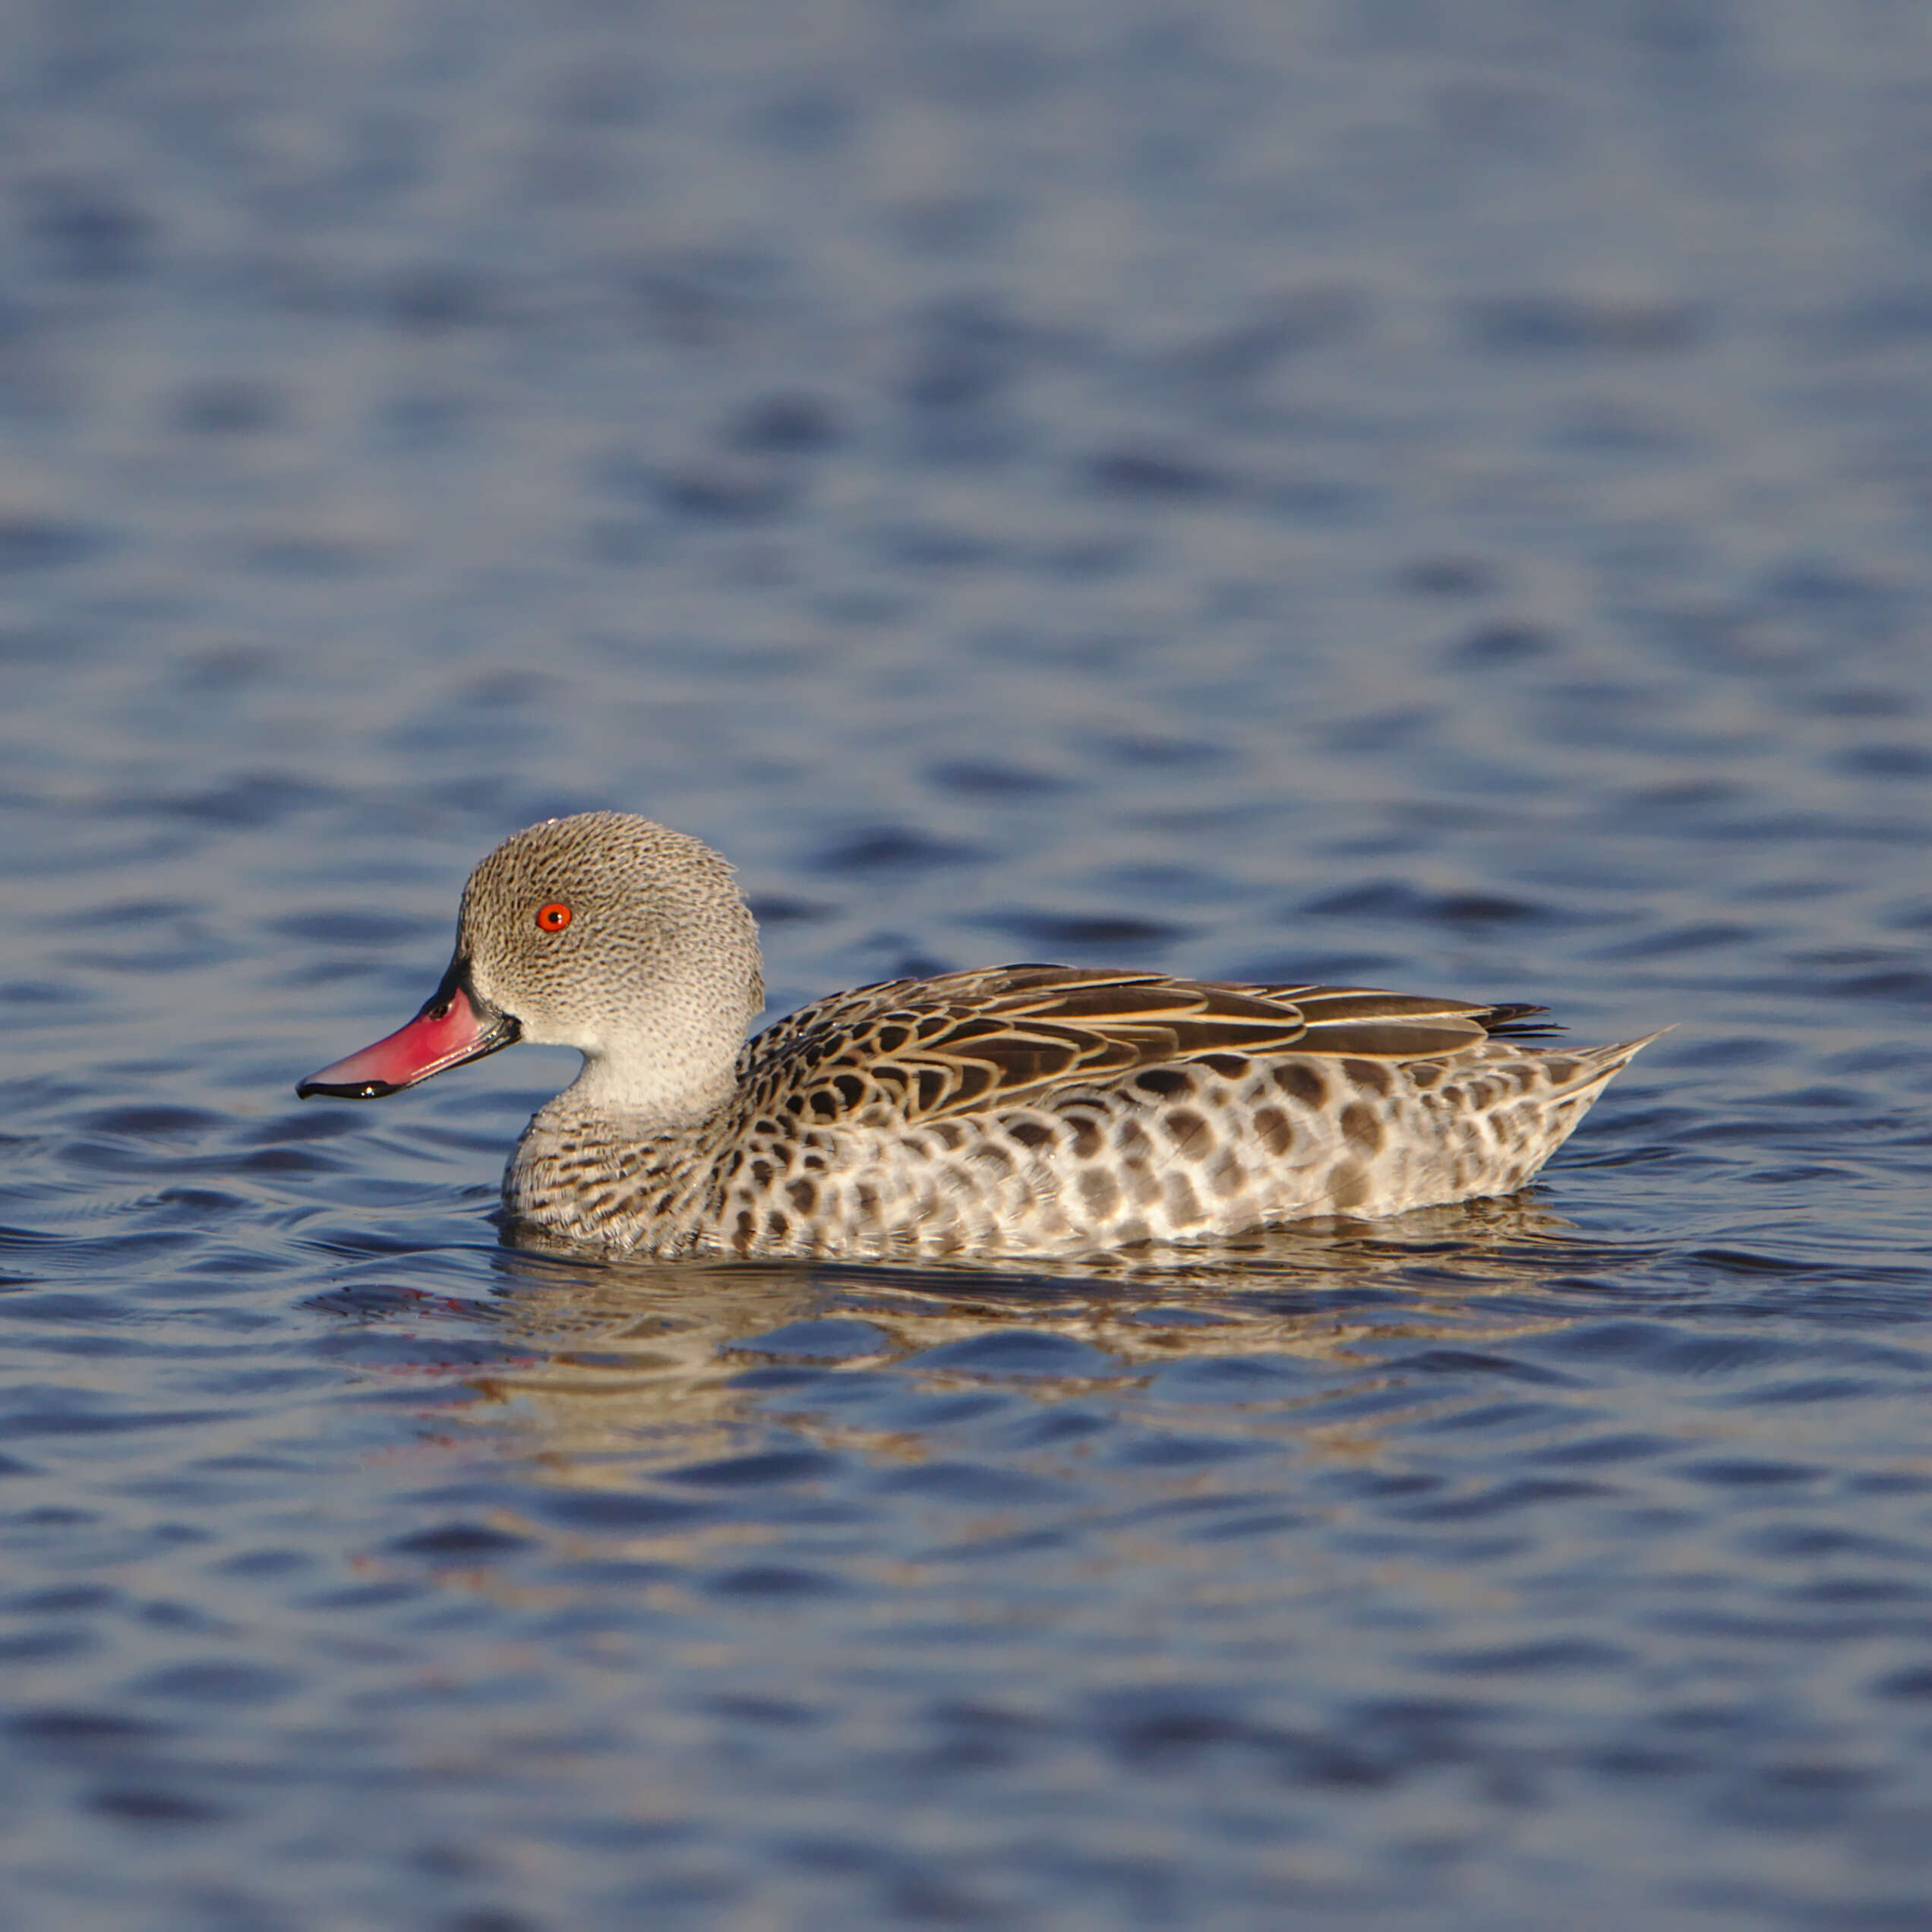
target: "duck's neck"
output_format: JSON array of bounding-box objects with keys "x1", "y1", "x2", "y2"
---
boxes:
[
  {"x1": 507, "y1": 1016, "x2": 753, "y2": 1249},
  {"x1": 554, "y1": 1048, "x2": 740, "y2": 1127},
  {"x1": 540, "y1": 990, "x2": 753, "y2": 1129}
]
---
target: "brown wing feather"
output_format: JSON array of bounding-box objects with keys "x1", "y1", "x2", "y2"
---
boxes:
[
  {"x1": 1249, "y1": 983, "x2": 1509, "y2": 1059},
  {"x1": 746, "y1": 964, "x2": 1523, "y2": 1126}
]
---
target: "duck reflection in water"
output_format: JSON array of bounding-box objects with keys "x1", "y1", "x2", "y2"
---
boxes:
[{"x1": 372, "y1": 1198, "x2": 1648, "y2": 1483}]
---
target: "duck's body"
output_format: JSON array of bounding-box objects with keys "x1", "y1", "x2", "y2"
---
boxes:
[
  {"x1": 298, "y1": 813, "x2": 1656, "y2": 1260},
  {"x1": 508, "y1": 966, "x2": 1649, "y2": 1258}
]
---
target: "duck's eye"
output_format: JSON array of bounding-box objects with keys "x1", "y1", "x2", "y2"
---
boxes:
[{"x1": 535, "y1": 901, "x2": 573, "y2": 933}]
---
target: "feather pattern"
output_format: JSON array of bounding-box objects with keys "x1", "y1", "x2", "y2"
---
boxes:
[{"x1": 743, "y1": 967, "x2": 1535, "y2": 1128}]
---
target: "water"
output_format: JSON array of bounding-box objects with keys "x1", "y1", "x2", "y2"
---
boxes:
[{"x1": 5, "y1": 2, "x2": 1932, "y2": 1925}]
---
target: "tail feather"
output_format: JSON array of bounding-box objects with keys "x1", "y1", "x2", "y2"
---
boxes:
[
  {"x1": 1479, "y1": 1002, "x2": 1564, "y2": 1040},
  {"x1": 1540, "y1": 1030, "x2": 1671, "y2": 1097}
]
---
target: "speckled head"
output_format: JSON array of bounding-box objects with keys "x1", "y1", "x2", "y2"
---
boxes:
[{"x1": 300, "y1": 813, "x2": 764, "y2": 1121}]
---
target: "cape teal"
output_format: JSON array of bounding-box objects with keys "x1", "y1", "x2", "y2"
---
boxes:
[{"x1": 298, "y1": 812, "x2": 1659, "y2": 1259}]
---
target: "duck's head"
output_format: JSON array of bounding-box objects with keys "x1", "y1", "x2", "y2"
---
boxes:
[{"x1": 298, "y1": 812, "x2": 763, "y2": 1117}]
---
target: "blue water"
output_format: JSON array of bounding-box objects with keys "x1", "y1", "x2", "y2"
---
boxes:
[{"x1": 6, "y1": 3, "x2": 1932, "y2": 1925}]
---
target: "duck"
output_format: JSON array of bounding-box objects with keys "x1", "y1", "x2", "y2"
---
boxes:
[{"x1": 297, "y1": 811, "x2": 1658, "y2": 1259}]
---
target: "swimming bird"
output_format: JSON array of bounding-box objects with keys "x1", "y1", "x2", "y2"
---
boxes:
[{"x1": 298, "y1": 812, "x2": 1656, "y2": 1259}]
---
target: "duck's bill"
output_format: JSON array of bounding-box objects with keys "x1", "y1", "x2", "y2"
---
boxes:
[{"x1": 297, "y1": 973, "x2": 519, "y2": 1100}]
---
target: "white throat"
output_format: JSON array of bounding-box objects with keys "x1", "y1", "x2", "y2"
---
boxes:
[{"x1": 539, "y1": 994, "x2": 750, "y2": 1125}]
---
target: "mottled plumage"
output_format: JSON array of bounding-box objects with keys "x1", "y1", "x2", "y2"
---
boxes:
[{"x1": 298, "y1": 813, "x2": 1659, "y2": 1259}]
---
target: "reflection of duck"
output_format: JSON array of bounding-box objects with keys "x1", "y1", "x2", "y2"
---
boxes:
[
  {"x1": 300, "y1": 813, "x2": 1660, "y2": 1259},
  {"x1": 453, "y1": 1199, "x2": 1630, "y2": 1477}
]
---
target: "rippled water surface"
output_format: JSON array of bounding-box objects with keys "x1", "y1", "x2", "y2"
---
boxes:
[{"x1": 8, "y1": 3, "x2": 1932, "y2": 1926}]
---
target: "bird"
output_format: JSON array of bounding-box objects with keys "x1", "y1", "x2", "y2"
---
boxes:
[{"x1": 298, "y1": 811, "x2": 1658, "y2": 1260}]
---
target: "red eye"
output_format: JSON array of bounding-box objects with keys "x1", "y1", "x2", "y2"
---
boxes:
[{"x1": 535, "y1": 902, "x2": 573, "y2": 933}]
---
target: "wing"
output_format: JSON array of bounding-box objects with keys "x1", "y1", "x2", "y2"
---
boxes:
[{"x1": 743, "y1": 964, "x2": 1536, "y2": 1126}]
